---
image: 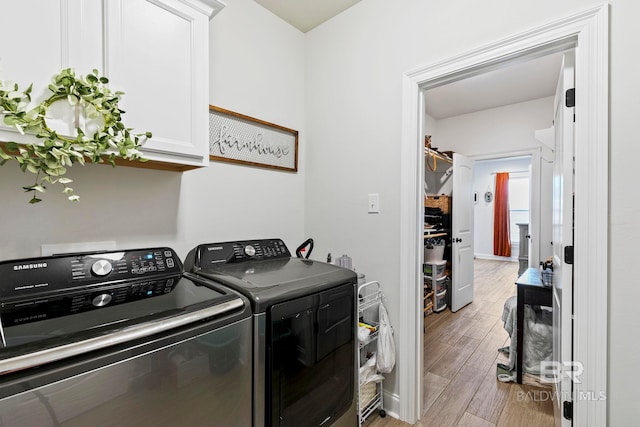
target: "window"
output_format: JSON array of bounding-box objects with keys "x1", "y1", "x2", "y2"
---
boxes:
[{"x1": 508, "y1": 175, "x2": 530, "y2": 248}]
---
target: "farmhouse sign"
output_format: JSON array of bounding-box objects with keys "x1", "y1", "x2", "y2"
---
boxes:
[{"x1": 208, "y1": 105, "x2": 298, "y2": 172}]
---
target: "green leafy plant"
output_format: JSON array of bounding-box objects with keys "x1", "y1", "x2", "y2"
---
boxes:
[{"x1": 0, "y1": 68, "x2": 151, "y2": 203}]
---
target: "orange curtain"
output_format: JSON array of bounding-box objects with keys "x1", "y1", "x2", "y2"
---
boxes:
[{"x1": 493, "y1": 172, "x2": 511, "y2": 257}]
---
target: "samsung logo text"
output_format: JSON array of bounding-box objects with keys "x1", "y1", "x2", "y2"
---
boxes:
[{"x1": 13, "y1": 262, "x2": 48, "y2": 271}]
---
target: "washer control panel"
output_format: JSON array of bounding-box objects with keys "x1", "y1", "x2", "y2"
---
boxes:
[
  {"x1": 0, "y1": 247, "x2": 182, "y2": 302},
  {"x1": 196, "y1": 239, "x2": 291, "y2": 267}
]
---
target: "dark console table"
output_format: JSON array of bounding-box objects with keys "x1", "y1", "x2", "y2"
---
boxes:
[{"x1": 514, "y1": 267, "x2": 553, "y2": 383}]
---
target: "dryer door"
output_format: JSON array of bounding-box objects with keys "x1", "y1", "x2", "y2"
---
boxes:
[{"x1": 268, "y1": 282, "x2": 355, "y2": 427}]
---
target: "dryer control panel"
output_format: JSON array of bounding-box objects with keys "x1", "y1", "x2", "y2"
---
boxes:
[{"x1": 194, "y1": 239, "x2": 291, "y2": 267}]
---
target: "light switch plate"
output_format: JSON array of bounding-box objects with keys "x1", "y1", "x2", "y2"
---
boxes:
[{"x1": 368, "y1": 193, "x2": 380, "y2": 214}]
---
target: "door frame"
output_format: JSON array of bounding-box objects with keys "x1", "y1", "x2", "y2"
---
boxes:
[{"x1": 398, "y1": 4, "x2": 608, "y2": 424}]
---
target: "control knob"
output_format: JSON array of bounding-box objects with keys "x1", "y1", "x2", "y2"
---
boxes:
[
  {"x1": 244, "y1": 245, "x2": 256, "y2": 257},
  {"x1": 91, "y1": 259, "x2": 113, "y2": 276},
  {"x1": 92, "y1": 293, "x2": 112, "y2": 307}
]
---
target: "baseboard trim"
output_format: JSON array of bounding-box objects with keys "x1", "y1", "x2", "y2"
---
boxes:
[
  {"x1": 382, "y1": 389, "x2": 401, "y2": 419},
  {"x1": 474, "y1": 253, "x2": 518, "y2": 262}
]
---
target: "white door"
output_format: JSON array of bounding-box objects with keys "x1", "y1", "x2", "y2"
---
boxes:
[
  {"x1": 451, "y1": 153, "x2": 474, "y2": 312},
  {"x1": 551, "y1": 51, "x2": 575, "y2": 426},
  {"x1": 527, "y1": 162, "x2": 535, "y2": 269},
  {"x1": 539, "y1": 155, "x2": 555, "y2": 263}
]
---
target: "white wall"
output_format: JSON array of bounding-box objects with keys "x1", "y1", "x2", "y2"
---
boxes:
[
  {"x1": 304, "y1": 1, "x2": 640, "y2": 424},
  {"x1": 435, "y1": 97, "x2": 554, "y2": 156},
  {"x1": 473, "y1": 156, "x2": 532, "y2": 259},
  {"x1": 0, "y1": 0, "x2": 306, "y2": 262}
]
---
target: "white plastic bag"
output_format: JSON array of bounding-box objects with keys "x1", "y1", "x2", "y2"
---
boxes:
[
  {"x1": 358, "y1": 325, "x2": 371, "y2": 342},
  {"x1": 360, "y1": 354, "x2": 384, "y2": 386},
  {"x1": 376, "y1": 301, "x2": 396, "y2": 373}
]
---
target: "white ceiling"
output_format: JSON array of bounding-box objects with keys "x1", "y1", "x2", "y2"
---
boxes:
[
  {"x1": 424, "y1": 53, "x2": 564, "y2": 119},
  {"x1": 254, "y1": 0, "x2": 361, "y2": 33},
  {"x1": 254, "y1": 1, "x2": 564, "y2": 119}
]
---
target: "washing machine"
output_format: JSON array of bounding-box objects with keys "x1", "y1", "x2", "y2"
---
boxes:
[{"x1": 0, "y1": 247, "x2": 252, "y2": 427}]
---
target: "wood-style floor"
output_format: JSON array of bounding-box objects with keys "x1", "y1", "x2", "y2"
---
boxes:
[{"x1": 363, "y1": 259, "x2": 555, "y2": 427}]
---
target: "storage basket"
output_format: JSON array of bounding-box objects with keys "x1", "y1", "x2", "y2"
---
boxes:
[
  {"x1": 434, "y1": 292, "x2": 447, "y2": 312},
  {"x1": 424, "y1": 243, "x2": 445, "y2": 262},
  {"x1": 425, "y1": 195, "x2": 451, "y2": 214},
  {"x1": 424, "y1": 260, "x2": 447, "y2": 278},
  {"x1": 360, "y1": 381, "x2": 378, "y2": 409}
]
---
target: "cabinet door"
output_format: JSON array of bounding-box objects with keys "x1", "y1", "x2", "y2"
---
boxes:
[
  {"x1": 0, "y1": 0, "x2": 100, "y2": 145},
  {"x1": 104, "y1": 0, "x2": 211, "y2": 167},
  {"x1": 0, "y1": 1, "x2": 61, "y2": 98}
]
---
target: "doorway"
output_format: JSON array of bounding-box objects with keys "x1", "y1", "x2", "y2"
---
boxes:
[
  {"x1": 421, "y1": 74, "x2": 552, "y2": 422},
  {"x1": 472, "y1": 156, "x2": 533, "y2": 263},
  {"x1": 398, "y1": 5, "x2": 608, "y2": 424}
]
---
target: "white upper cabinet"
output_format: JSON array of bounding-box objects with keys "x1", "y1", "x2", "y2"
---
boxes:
[
  {"x1": 0, "y1": 0, "x2": 225, "y2": 169},
  {"x1": 103, "y1": 0, "x2": 219, "y2": 168},
  {"x1": 0, "y1": 1, "x2": 68, "y2": 145}
]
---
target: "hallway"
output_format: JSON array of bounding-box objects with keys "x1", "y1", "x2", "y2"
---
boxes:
[{"x1": 364, "y1": 259, "x2": 554, "y2": 427}]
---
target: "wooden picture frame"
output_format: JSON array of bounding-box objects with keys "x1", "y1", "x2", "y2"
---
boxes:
[{"x1": 208, "y1": 105, "x2": 298, "y2": 172}]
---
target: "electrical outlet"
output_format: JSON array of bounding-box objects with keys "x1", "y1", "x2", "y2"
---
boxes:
[{"x1": 368, "y1": 193, "x2": 380, "y2": 214}]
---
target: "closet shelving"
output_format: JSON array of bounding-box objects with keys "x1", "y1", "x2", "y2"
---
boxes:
[
  {"x1": 425, "y1": 147, "x2": 453, "y2": 171},
  {"x1": 424, "y1": 196, "x2": 451, "y2": 239},
  {"x1": 424, "y1": 146, "x2": 453, "y2": 315},
  {"x1": 424, "y1": 148, "x2": 452, "y2": 239}
]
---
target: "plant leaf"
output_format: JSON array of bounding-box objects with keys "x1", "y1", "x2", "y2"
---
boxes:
[{"x1": 2, "y1": 68, "x2": 150, "y2": 204}]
